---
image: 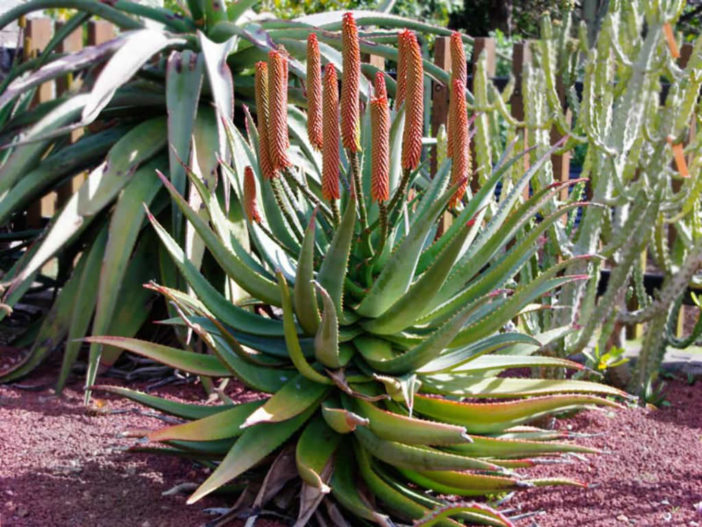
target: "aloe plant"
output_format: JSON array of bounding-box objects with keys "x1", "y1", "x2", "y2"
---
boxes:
[
  {"x1": 88, "y1": 19, "x2": 627, "y2": 524},
  {"x1": 0, "y1": 1, "x2": 475, "y2": 391}
]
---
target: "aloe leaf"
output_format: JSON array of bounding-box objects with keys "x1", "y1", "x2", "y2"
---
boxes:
[
  {"x1": 85, "y1": 157, "x2": 163, "y2": 389},
  {"x1": 100, "y1": 238, "x2": 160, "y2": 367},
  {"x1": 278, "y1": 272, "x2": 333, "y2": 385},
  {"x1": 227, "y1": 0, "x2": 258, "y2": 23},
  {"x1": 399, "y1": 468, "x2": 523, "y2": 498},
  {"x1": 353, "y1": 398, "x2": 470, "y2": 446},
  {"x1": 0, "y1": 247, "x2": 87, "y2": 382},
  {"x1": 450, "y1": 274, "x2": 588, "y2": 348},
  {"x1": 83, "y1": 336, "x2": 231, "y2": 377},
  {"x1": 83, "y1": 30, "x2": 182, "y2": 123},
  {"x1": 444, "y1": 178, "x2": 583, "y2": 300},
  {"x1": 354, "y1": 426, "x2": 499, "y2": 472},
  {"x1": 357, "y1": 180, "x2": 461, "y2": 318},
  {"x1": 322, "y1": 399, "x2": 369, "y2": 433},
  {"x1": 354, "y1": 445, "x2": 463, "y2": 527},
  {"x1": 156, "y1": 172, "x2": 281, "y2": 306},
  {"x1": 145, "y1": 209, "x2": 284, "y2": 335},
  {"x1": 6, "y1": 152, "x2": 166, "y2": 310},
  {"x1": 331, "y1": 442, "x2": 392, "y2": 526},
  {"x1": 57, "y1": 226, "x2": 108, "y2": 392},
  {"x1": 314, "y1": 282, "x2": 343, "y2": 368},
  {"x1": 243, "y1": 374, "x2": 329, "y2": 427},
  {"x1": 447, "y1": 434, "x2": 599, "y2": 459},
  {"x1": 362, "y1": 214, "x2": 477, "y2": 335},
  {"x1": 296, "y1": 416, "x2": 342, "y2": 492},
  {"x1": 223, "y1": 123, "x2": 299, "y2": 251},
  {"x1": 421, "y1": 348, "x2": 583, "y2": 375},
  {"x1": 0, "y1": 93, "x2": 89, "y2": 195},
  {"x1": 318, "y1": 192, "x2": 356, "y2": 316},
  {"x1": 414, "y1": 503, "x2": 512, "y2": 527},
  {"x1": 0, "y1": 125, "x2": 127, "y2": 225},
  {"x1": 0, "y1": 39, "x2": 123, "y2": 112},
  {"x1": 424, "y1": 202, "x2": 590, "y2": 326},
  {"x1": 148, "y1": 400, "x2": 265, "y2": 442},
  {"x1": 422, "y1": 375, "x2": 627, "y2": 400},
  {"x1": 413, "y1": 392, "x2": 622, "y2": 434},
  {"x1": 0, "y1": 1, "x2": 143, "y2": 33},
  {"x1": 415, "y1": 145, "x2": 529, "y2": 274},
  {"x1": 207, "y1": 335, "x2": 292, "y2": 392},
  {"x1": 92, "y1": 385, "x2": 236, "y2": 420},
  {"x1": 187, "y1": 404, "x2": 315, "y2": 504},
  {"x1": 417, "y1": 333, "x2": 542, "y2": 374},
  {"x1": 363, "y1": 293, "x2": 497, "y2": 375},
  {"x1": 166, "y1": 49, "x2": 204, "y2": 239},
  {"x1": 294, "y1": 215, "x2": 321, "y2": 336}
]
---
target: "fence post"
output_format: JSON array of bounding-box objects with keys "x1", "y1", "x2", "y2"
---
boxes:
[
  {"x1": 430, "y1": 36, "x2": 451, "y2": 178},
  {"x1": 56, "y1": 21, "x2": 85, "y2": 207},
  {"x1": 24, "y1": 18, "x2": 55, "y2": 228},
  {"x1": 471, "y1": 37, "x2": 496, "y2": 78},
  {"x1": 361, "y1": 52, "x2": 385, "y2": 71},
  {"x1": 510, "y1": 41, "x2": 531, "y2": 200}
]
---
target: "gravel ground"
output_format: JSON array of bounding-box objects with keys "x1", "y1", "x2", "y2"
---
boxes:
[{"x1": 1, "y1": 354, "x2": 701, "y2": 527}]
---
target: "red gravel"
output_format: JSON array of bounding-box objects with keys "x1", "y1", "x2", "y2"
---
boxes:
[
  {"x1": 1, "y1": 362, "x2": 701, "y2": 527},
  {"x1": 511, "y1": 379, "x2": 702, "y2": 527},
  {"x1": 0, "y1": 371, "x2": 228, "y2": 527}
]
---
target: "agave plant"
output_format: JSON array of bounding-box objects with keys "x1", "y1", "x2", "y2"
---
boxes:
[
  {"x1": 87, "y1": 19, "x2": 626, "y2": 525},
  {"x1": 0, "y1": 0, "x2": 473, "y2": 391}
]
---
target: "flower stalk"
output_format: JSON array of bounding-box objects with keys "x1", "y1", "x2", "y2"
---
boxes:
[
  {"x1": 268, "y1": 49, "x2": 292, "y2": 172},
  {"x1": 306, "y1": 34, "x2": 323, "y2": 150}
]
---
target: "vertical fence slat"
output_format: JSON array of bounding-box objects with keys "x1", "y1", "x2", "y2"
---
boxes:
[
  {"x1": 471, "y1": 37, "x2": 496, "y2": 78},
  {"x1": 24, "y1": 18, "x2": 55, "y2": 228}
]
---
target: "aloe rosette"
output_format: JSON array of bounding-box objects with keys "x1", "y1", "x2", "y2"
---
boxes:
[{"x1": 86, "y1": 18, "x2": 626, "y2": 525}]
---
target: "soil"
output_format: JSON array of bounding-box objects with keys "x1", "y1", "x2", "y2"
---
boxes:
[{"x1": 1, "y1": 356, "x2": 701, "y2": 527}]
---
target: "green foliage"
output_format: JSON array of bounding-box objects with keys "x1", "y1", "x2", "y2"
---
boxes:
[{"x1": 81, "y1": 17, "x2": 627, "y2": 522}]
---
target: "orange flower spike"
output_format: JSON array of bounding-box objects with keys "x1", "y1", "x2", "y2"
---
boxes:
[
  {"x1": 450, "y1": 31, "x2": 467, "y2": 85},
  {"x1": 254, "y1": 62, "x2": 276, "y2": 180},
  {"x1": 322, "y1": 64, "x2": 341, "y2": 201},
  {"x1": 447, "y1": 31, "x2": 466, "y2": 158},
  {"x1": 401, "y1": 30, "x2": 424, "y2": 171},
  {"x1": 449, "y1": 79, "x2": 470, "y2": 208},
  {"x1": 370, "y1": 87, "x2": 390, "y2": 202},
  {"x1": 243, "y1": 166, "x2": 262, "y2": 223},
  {"x1": 395, "y1": 32, "x2": 408, "y2": 108},
  {"x1": 341, "y1": 12, "x2": 361, "y2": 152},
  {"x1": 267, "y1": 50, "x2": 292, "y2": 171},
  {"x1": 374, "y1": 71, "x2": 387, "y2": 100},
  {"x1": 306, "y1": 34, "x2": 323, "y2": 150},
  {"x1": 663, "y1": 22, "x2": 680, "y2": 59}
]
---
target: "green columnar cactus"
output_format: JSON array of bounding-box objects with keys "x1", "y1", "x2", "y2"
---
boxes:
[{"x1": 524, "y1": 0, "x2": 702, "y2": 400}]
